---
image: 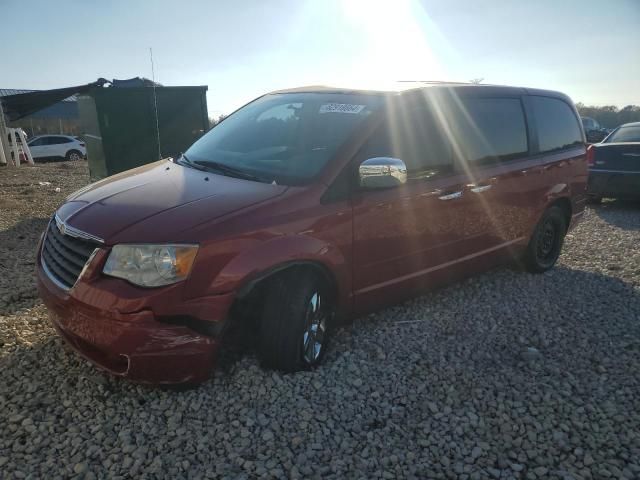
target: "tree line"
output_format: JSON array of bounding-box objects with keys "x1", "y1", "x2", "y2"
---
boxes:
[
  {"x1": 575, "y1": 103, "x2": 640, "y2": 129},
  {"x1": 209, "y1": 114, "x2": 227, "y2": 129}
]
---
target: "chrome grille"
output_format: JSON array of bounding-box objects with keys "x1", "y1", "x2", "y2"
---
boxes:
[{"x1": 41, "y1": 219, "x2": 99, "y2": 289}]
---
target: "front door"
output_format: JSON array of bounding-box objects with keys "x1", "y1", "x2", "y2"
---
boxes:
[
  {"x1": 27, "y1": 136, "x2": 49, "y2": 158},
  {"x1": 352, "y1": 101, "x2": 481, "y2": 312}
]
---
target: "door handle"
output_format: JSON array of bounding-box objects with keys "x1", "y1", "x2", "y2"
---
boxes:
[
  {"x1": 438, "y1": 191, "x2": 463, "y2": 200},
  {"x1": 470, "y1": 184, "x2": 492, "y2": 193}
]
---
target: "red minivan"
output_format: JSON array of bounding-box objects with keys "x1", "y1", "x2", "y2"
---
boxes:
[{"x1": 37, "y1": 84, "x2": 588, "y2": 384}]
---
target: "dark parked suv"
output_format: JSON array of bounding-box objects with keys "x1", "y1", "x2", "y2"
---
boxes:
[
  {"x1": 581, "y1": 116, "x2": 609, "y2": 143},
  {"x1": 37, "y1": 84, "x2": 588, "y2": 384}
]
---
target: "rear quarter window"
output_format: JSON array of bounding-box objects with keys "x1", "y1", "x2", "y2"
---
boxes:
[{"x1": 530, "y1": 96, "x2": 583, "y2": 153}]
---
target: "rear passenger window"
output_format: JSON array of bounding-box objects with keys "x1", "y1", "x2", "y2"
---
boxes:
[
  {"x1": 449, "y1": 97, "x2": 528, "y2": 166},
  {"x1": 360, "y1": 107, "x2": 453, "y2": 181},
  {"x1": 530, "y1": 96, "x2": 582, "y2": 153}
]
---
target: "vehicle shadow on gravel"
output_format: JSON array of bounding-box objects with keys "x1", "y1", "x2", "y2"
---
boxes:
[
  {"x1": 344, "y1": 263, "x2": 639, "y2": 360},
  {"x1": 0, "y1": 216, "x2": 49, "y2": 315},
  {"x1": 592, "y1": 199, "x2": 640, "y2": 231}
]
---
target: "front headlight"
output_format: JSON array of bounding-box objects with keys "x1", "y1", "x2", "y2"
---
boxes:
[{"x1": 103, "y1": 244, "x2": 198, "y2": 287}]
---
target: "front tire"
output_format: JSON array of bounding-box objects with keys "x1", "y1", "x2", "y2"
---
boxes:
[
  {"x1": 522, "y1": 206, "x2": 567, "y2": 273},
  {"x1": 258, "y1": 270, "x2": 334, "y2": 372}
]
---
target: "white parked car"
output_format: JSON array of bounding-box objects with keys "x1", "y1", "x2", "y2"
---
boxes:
[{"x1": 27, "y1": 135, "x2": 86, "y2": 161}]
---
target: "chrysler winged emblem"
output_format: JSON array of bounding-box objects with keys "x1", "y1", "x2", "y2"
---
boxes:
[
  {"x1": 53, "y1": 214, "x2": 105, "y2": 244},
  {"x1": 56, "y1": 216, "x2": 67, "y2": 235}
]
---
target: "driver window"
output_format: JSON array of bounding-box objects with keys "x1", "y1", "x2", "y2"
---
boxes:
[{"x1": 359, "y1": 106, "x2": 453, "y2": 182}]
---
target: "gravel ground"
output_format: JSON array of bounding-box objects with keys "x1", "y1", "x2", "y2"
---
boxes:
[{"x1": 1, "y1": 161, "x2": 639, "y2": 480}]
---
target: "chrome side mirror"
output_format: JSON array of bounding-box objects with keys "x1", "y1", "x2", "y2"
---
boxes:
[{"x1": 359, "y1": 157, "x2": 407, "y2": 189}]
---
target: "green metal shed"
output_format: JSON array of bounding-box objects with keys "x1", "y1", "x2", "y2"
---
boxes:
[{"x1": 78, "y1": 85, "x2": 208, "y2": 180}]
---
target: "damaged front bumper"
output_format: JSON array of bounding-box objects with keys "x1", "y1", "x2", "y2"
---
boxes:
[{"x1": 36, "y1": 249, "x2": 234, "y2": 385}]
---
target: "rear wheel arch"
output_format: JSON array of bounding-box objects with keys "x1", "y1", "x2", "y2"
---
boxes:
[
  {"x1": 528, "y1": 196, "x2": 572, "y2": 240},
  {"x1": 547, "y1": 197, "x2": 572, "y2": 231}
]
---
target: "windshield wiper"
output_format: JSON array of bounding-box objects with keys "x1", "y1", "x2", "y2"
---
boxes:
[
  {"x1": 178, "y1": 154, "x2": 270, "y2": 183},
  {"x1": 193, "y1": 159, "x2": 269, "y2": 183},
  {"x1": 177, "y1": 153, "x2": 209, "y2": 172}
]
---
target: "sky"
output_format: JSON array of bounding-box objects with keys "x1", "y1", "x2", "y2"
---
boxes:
[{"x1": 2, "y1": 0, "x2": 639, "y2": 116}]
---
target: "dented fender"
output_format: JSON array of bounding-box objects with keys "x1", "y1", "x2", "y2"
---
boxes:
[{"x1": 209, "y1": 234, "x2": 351, "y2": 311}]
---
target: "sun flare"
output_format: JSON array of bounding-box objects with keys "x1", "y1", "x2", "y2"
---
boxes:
[{"x1": 337, "y1": 0, "x2": 450, "y2": 90}]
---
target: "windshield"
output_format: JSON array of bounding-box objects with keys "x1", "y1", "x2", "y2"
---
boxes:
[
  {"x1": 605, "y1": 125, "x2": 640, "y2": 143},
  {"x1": 184, "y1": 92, "x2": 382, "y2": 185}
]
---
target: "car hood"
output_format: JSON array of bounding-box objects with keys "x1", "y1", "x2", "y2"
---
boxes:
[{"x1": 56, "y1": 160, "x2": 288, "y2": 243}]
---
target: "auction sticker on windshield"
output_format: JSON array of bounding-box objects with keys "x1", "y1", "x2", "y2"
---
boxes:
[{"x1": 319, "y1": 103, "x2": 366, "y2": 114}]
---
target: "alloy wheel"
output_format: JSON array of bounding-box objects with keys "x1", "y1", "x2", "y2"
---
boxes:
[{"x1": 302, "y1": 291, "x2": 327, "y2": 364}]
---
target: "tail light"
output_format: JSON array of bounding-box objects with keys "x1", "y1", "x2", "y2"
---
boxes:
[{"x1": 586, "y1": 144, "x2": 595, "y2": 167}]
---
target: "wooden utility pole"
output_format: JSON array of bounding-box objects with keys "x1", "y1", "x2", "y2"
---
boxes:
[{"x1": 0, "y1": 100, "x2": 9, "y2": 165}]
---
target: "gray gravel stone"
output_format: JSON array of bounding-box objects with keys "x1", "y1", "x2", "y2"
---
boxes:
[
  {"x1": 522, "y1": 346, "x2": 543, "y2": 362},
  {"x1": 1, "y1": 164, "x2": 640, "y2": 479},
  {"x1": 471, "y1": 446, "x2": 482, "y2": 460}
]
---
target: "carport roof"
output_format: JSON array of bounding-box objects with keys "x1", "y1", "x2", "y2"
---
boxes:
[
  {"x1": 0, "y1": 89, "x2": 77, "y2": 102},
  {"x1": 0, "y1": 79, "x2": 107, "y2": 121}
]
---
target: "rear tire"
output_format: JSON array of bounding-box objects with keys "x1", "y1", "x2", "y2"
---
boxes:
[
  {"x1": 522, "y1": 206, "x2": 567, "y2": 273},
  {"x1": 258, "y1": 269, "x2": 334, "y2": 372},
  {"x1": 65, "y1": 150, "x2": 82, "y2": 161}
]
